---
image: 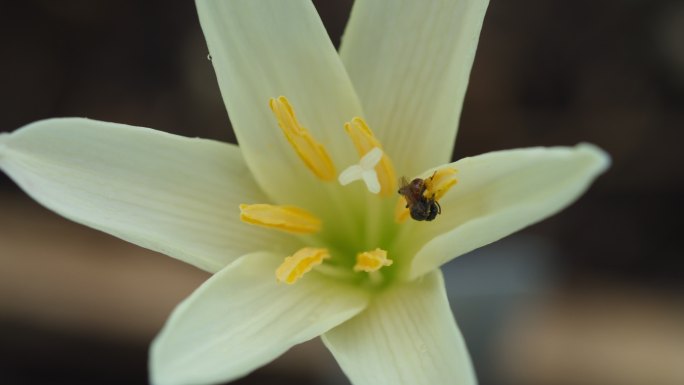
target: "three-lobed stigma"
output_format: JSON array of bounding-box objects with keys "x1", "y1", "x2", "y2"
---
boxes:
[{"x1": 338, "y1": 147, "x2": 383, "y2": 194}]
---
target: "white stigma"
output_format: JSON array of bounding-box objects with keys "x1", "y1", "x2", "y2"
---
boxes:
[{"x1": 338, "y1": 147, "x2": 383, "y2": 194}]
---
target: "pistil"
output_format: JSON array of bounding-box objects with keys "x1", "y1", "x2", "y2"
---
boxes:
[{"x1": 338, "y1": 147, "x2": 383, "y2": 194}]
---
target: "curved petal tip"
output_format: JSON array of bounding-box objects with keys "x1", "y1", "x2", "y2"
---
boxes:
[{"x1": 577, "y1": 142, "x2": 612, "y2": 172}]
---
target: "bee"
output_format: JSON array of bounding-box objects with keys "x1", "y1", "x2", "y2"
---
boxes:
[{"x1": 398, "y1": 174, "x2": 441, "y2": 221}]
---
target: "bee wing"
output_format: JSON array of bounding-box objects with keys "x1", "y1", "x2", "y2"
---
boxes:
[{"x1": 398, "y1": 176, "x2": 419, "y2": 206}]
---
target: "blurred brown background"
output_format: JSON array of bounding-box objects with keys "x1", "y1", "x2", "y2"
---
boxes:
[{"x1": 1, "y1": 0, "x2": 682, "y2": 384}]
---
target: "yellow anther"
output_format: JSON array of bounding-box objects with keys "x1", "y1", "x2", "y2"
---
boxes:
[
  {"x1": 276, "y1": 247, "x2": 330, "y2": 284},
  {"x1": 424, "y1": 168, "x2": 458, "y2": 201},
  {"x1": 239, "y1": 203, "x2": 321, "y2": 234},
  {"x1": 269, "y1": 96, "x2": 336, "y2": 181},
  {"x1": 344, "y1": 117, "x2": 397, "y2": 196},
  {"x1": 354, "y1": 248, "x2": 393, "y2": 273}
]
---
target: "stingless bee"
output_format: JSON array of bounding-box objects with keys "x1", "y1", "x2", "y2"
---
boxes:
[{"x1": 398, "y1": 174, "x2": 441, "y2": 221}]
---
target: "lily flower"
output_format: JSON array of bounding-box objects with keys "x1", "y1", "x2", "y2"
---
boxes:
[{"x1": 0, "y1": 1, "x2": 609, "y2": 385}]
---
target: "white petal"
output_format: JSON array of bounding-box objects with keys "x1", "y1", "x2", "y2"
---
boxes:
[
  {"x1": 340, "y1": 0, "x2": 490, "y2": 176},
  {"x1": 403, "y1": 144, "x2": 610, "y2": 279},
  {"x1": 339, "y1": 164, "x2": 364, "y2": 186},
  {"x1": 196, "y1": 0, "x2": 364, "y2": 208},
  {"x1": 0, "y1": 118, "x2": 300, "y2": 273},
  {"x1": 359, "y1": 147, "x2": 383, "y2": 170},
  {"x1": 361, "y1": 169, "x2": 381, "y2": 194},
  {"x1": 151, "y1": 251, "x2": 369, "y2": 385},
  {"x1": 323, "y1": 270, "x2": 476, "y2": 385}
]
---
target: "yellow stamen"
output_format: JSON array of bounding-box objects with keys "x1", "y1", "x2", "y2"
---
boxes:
[
  {"x1": 239, "y1": 203, "x2": 321, "y2": 234},
  {"x1": 269, "y1": 96, "x2": 336, "y2": 180},
  {"x1": 354, "y1": 248, "x2": 393, "y2": 273},
  {"x1": 276, "y1": 247, "x2": 330, "y2": 284},
  {"x1": 424, "y1": 168, "x2": 458, "y2": 200},
  {"x1": 344, "y1": 117, "x2": 397, "y2": 196}
]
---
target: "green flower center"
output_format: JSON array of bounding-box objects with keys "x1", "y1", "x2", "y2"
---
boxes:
[{"x1": 238, "y1": 96, "x2": 456, "y2": 289}]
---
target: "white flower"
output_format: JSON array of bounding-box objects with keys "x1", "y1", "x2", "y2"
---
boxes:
[{"x1": 0, "y1": 1, "x2": 610, "y2": 385}]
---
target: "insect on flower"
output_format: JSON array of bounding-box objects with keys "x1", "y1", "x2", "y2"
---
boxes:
[{"x1": 398, "y1": 174, "x2": 442, "y2": 221}]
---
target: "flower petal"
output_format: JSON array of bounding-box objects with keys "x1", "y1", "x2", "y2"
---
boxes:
[
  {"x1": 0, "y1": 118, "x2": 300, "y2": 273},
  {"x1": 150, "y1": 251, "x2": 369, "y2": 385},
  {"x1": 322, "y1": 270, "x2": 476, "y2": 385},
  {"x1": 340, "y1": 0, "x2": 490, "y2": 176},
  {"x1": 403, "y1": 144, "x2": 610, "y2": 279},
  {"x1": 196, "y1": 0, "x2": 364, "y2": 207}
]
